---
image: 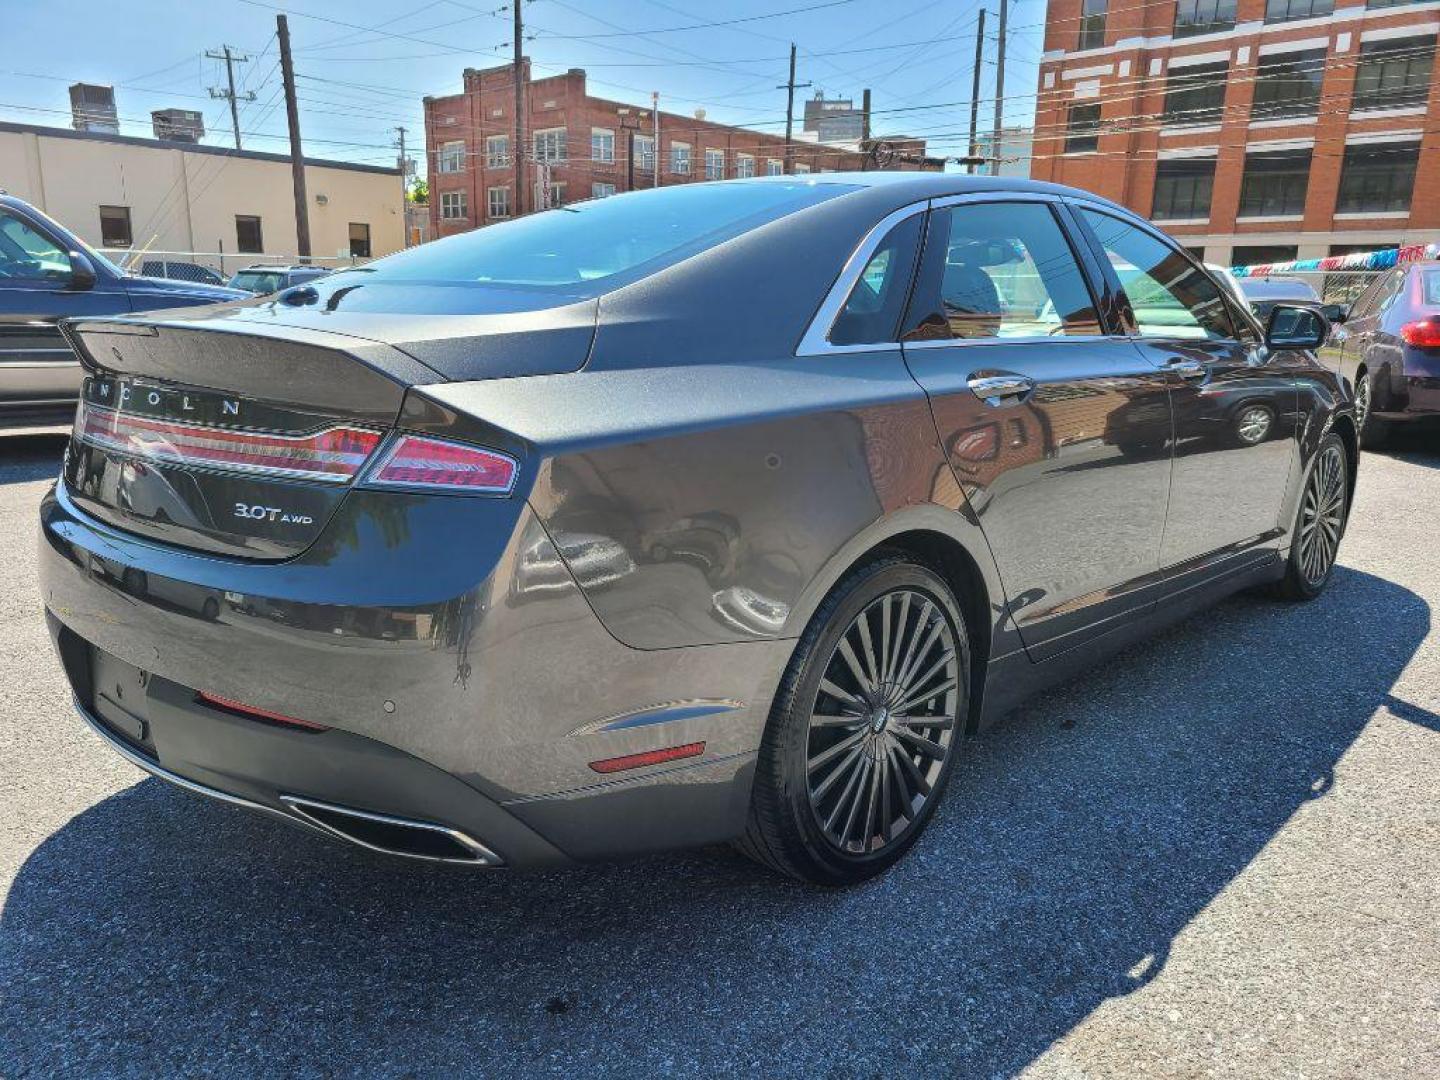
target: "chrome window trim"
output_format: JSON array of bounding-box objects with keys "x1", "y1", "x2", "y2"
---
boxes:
[
  {"x1": 903, "y1": 333, "x2": 1132, "y2": 350},
  {"x1": 794, "y1": 201, "x2": 929, "y2": 357}
]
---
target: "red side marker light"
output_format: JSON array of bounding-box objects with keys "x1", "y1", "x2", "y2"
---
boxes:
[
  {"x1": 588, "y1": 742, "x2": 706, "y2": 774},
  {"x1": 196, "y1": 691, "x2": 329, "y2": 731}
]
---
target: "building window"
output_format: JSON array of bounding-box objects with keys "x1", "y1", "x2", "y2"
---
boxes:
[
  {"x1": 671, "y1": 141, "x2": 691, "y2": 174},
  {"x1": 534, "y1": 127, "x2": 567, "y2": 164},
  {"x1": 1264, "y1": 0, "x2": 1333, "y2": 23},
  {"x1": 591, "y1": 128, "x2": 615, "y2": 163},
  {"x1": 704, "y1": 148, "x2": 724, "y2": 180},
  {"x1": 1232, "y1": 244, "x2": 1298, "y2": 266},
  {"x1": 1353, "y1": 37, "x2": 1435, "y2": 112},
  {"x1": 486, "y1": 186, "x2": 510, "y2": 219},
  {"x1": 437, "y1": 141, "x2": 465, "y2": 173},
  {"x1": 766, "y1": 159, "x2": 783, "y2": 176},
  {"x1": 234, "y1": 214, "x2": 262, "y2": 253},
  {"x1": 736, "y1": 153, "x2": 756, "y2": 178},
  {"x1": 1064, "y1": 103, "x2": 1101, "y2": 153},
  {"x1": 440, "y1": 192, "x2": 468, "y2": 220},
  {"x1": 1078, "y1": 0, "x2": 1107, "y2": 49},
  {"x1": 348, "y1": 223, "x2": 371, "y2": 258},
  {"x1": 1252, "y1": 48, "x2": 1326, "y2": 119},
  {"x1": 794, "y1": 162, "x2": 811, "y2": 174},
  {"x1": 98, "y1": 205, "x2": 132, "y2": 247},
  {"x1": 1238, "y1": 150, "x2": 1312, "y2": 217},
  {"x1": 485, "y1": 135, "x2": 510, "y2": 168},
  {"x1": 1152, "y1": 158, "x2": 1215, "y2": 219},
  {"x1": 1174, "y1": 0, "x2": 1236, "y2": 37},
  {"x1": 1161, "y1": 62, "x2": 1228, "y2": 126},
  {"x1": 592, "y1": 182, "x2": 616, "y2": 198},
  {"x1": 634, "y1": 134, "x2": 655, "y2": 171},
  {"x1": 1336, "y1": 142, "x2": 1418, "y2": 213}
]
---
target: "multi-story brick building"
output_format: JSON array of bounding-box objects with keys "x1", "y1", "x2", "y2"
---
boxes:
[
  {"x1": 1031, "y1": 0, "x2": 1440, "y2": 267},
  {"x1": 423, "y1": 61, "x2": 939, "y2": 238}
]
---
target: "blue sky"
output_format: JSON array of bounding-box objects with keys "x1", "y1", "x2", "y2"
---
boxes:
[{"x1": 0, "y1": 0, "x2": 1042, "y2": 174}]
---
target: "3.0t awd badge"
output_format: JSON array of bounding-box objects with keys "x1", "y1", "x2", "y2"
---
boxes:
[{"x1": 233, "y1": 503, "x2": 315, "y2": 526}]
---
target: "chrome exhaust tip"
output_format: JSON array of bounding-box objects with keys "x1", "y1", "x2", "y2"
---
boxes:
[{"x1": 279, "y1": 795, "x2": 502, "y2": 867}]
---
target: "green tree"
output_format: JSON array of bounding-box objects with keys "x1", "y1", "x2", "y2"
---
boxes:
[{"x1": 407, "y1": 177, "x2": 428, "y2": 204}]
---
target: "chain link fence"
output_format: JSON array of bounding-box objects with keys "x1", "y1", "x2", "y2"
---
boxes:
[{"x1": 98, "y1": 249, "x2": 372, "y2": 287}]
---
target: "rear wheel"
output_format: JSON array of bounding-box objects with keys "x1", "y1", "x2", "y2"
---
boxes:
[
  {"x1": 1273, "y1": 433, "x2": 1348, "y2": 601},
  {"x1": 1354, "y1": 369, "x2": 1391, "y2": 446},
  {"x1": 739, "y1": 554, "x2": 969, "y2": 885}
]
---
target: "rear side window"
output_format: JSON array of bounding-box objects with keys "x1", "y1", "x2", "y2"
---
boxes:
[
  {"x1": 1079, "y1": 208, "x2": 1235, "y2": 341},
  {"x1": 1423, "y1": 270, "x2": 1440, "y2": 306},
  {"x1": 904, "y1": 201, "x2": 1102, "y2": 341},
  {"x1": 830, "y1": 215, "x2": 922, "y2": 346},
  {"x1": 341, "y1": 181, "x2": 857, "y2": 292}
]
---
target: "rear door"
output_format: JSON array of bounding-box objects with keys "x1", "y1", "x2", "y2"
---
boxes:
[
  {"x1": 0, "y1": 207, "x2": 130, "y2": 417},
  {"x1": 901, "y1": 195, "x2": 1175, "y2": 660},
  {"x1": 1071, "y1": 205, "x2": 1297, "y2": 579}
]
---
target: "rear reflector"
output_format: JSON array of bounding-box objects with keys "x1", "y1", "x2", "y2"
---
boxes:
[
  {"x1": 195, "y1": 691, "x2": 329, "y2": 731},
  {"x1": 1400, "y1": 319, "x2": 1440, "y2": 349},
  {"x1": 588, "y1": 742, "x2": 706, "y2": 774},
  {"x1": 78, "y1": 400, "x2": 381, "y2": 484},
  {"x1": 366, "y1": 434, "x2": 517, "y2": 494}
]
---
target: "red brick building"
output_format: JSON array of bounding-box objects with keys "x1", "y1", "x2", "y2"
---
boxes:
[
  {"x1": 423, "y1": 61, "x2": 940, "y2": 238},
  {"x1": 1031, "y1": 0, "x2": 1440, "y2": 266}
]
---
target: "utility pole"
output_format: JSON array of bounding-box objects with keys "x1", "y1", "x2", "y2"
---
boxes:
[
  {"x1": 652, "y1": 92, "x2": 660, "y2": 188},
  {"x1": 778, "y1": 44, "x2": 812, "y2": 175},
  {"x1": 394, "y1": 125, "x2": 410, "y2": 246},
  {"x1": 513, "y1": 0, "x2": 525, "y2": 216},
  {"x1": 277, "y1": 15, "x2": 311, "y2": 260},
  {"x1": 992, "y1": 0, "x2": 1008, "y2": 177},
  {"x1": 206, "y1": 45, "x2": 255, "y2": 150},
  {"x1": 860, "y1": 87, "x2": 871, "y2": 171},
  {"x1": 967, "y1": 10, "x2": 987, "y2": 176}
]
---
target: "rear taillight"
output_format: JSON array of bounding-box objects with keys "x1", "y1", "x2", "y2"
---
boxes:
[
  {"x1": 77, "y1": 400, "x2": 382, "y2": 484},
  {"x1": 365, "y1": 434, "x2": 517, "y2": 494},
  {"x1": 1400, "y1": 319, "x2": 1440, "y2": 349}
]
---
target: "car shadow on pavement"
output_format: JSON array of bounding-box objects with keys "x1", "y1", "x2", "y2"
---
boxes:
[
  {"x1": 0, "y1": 567, "x2": 1428, "y2": 1077},
  {"x1": 0, "y1": 434, "x2": 67, "y2": 486},
  {"x1": 1368, "y1": 429, "x2": 1440, "y2": 468}
]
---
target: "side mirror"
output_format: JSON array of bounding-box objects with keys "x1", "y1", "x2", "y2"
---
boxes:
[
  {"x1": 1320, "y1": 303, "x2": 1347, "y2": 325},
  {"x1": 1266, "y1": 303, "x2": 1328, "y2": 350},
  {"x1": 67, "y1": 251, "x2": 96, "y2": 291}
]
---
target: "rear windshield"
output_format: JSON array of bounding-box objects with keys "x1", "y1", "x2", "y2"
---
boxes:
[
  {"x1": 1423, "y1": 270, "x2": 1440, "y2": 306},
  {"x1": 230, "y1": 270, "x2": 285, "y2": 293},
  {"x1": 1239, "y1": 278, "x2": 1318, "y2": 301},
  {"x1": 333, "y1": 181, "x2": 855, "y2": 291}
]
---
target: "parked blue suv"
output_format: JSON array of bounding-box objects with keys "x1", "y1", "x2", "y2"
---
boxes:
[{"x1": 0, "y1": 192, "x2": 248, "y2": 428}]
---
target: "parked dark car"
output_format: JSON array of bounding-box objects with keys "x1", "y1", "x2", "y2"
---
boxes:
[
  {"x1": 0, "y1": 192, "x2": 247, "y2": 428},
  {"x1": 225, "y1": 264, "x2": 332, "y2": 295},
  {"x1": 1326, "y1": 260, "x2": 1440, "y2": 440},
  {"x1": 1237, "y1": 275, "x2": 1346, "y2": 326},
  {"x1": 137, "y1": 259, "x2": 228, "y2": 287},
  {"x1": 40, "y1": 176, "x2": 1357, "y2": 885}
]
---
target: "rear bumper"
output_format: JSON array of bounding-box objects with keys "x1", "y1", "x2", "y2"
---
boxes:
[
  {"x1": 40, "y1": 478, "x2": 790, "y2": 866},
  {"x1": 1374, "y1": 375, "x2": 1440, "y2": 421}
]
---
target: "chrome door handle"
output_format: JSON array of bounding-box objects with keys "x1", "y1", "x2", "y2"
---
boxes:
[
  {"x1": 967, "y1": 374, "x2": 1034, "y2": 405},
  {"x1": 1164, "y1": 357, "x2": 1206, "y2": 379}
]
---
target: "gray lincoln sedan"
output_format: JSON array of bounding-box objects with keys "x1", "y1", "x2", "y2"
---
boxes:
[{"x1": 40, "y1": 174, "x2": 1357, "y2": 884}]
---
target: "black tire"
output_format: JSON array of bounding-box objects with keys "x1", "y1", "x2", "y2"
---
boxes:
[
  {"x1": 738, "y1": 553, "x2": 970, "y2": 885},
  {"x1": 1272, "y1": 432, "x2": 1348, "y2": 602}
]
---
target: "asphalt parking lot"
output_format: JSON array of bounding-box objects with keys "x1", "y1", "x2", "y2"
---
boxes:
[{"x1": 1, "y1": 432, "x2": 1438, "y2": 1078}]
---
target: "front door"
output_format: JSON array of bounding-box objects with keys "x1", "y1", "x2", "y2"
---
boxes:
[
  {"x1": 901, "y1": 197, "x2": 1175, "y2": 660},
  {"x1": 0, "y1": 208, "x2": 129, "y2": 419},
  {"x1": 1071, "y1": 206, "x2": 1298, "y2": 580}
]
